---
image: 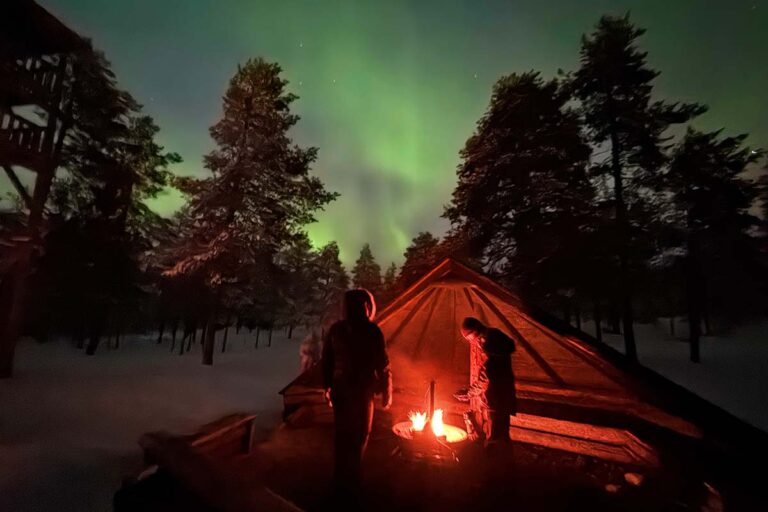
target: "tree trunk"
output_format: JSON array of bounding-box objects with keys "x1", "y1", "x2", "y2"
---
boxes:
[
  {"x1": 222, "y1": 325, "x2": 229, "y2": 353},
  {"x1": 187, "y1": 324, "x2": 196, "y2": 352},
  {"x1": 288, "y1": 324, "x2": 293, "y2": 339},
  {"x1": 608, "y1": 304, "x2": 621, "y2": 334},
  {"x1": 170, "y1": 320, "x2": 178, "y2": 352},
  {"x1": 593, "y1": 299, "x2": 603, "y2": 343},
  {"x1": 254, "y1": 328, "x2": 260, "y2": 349},
  {"x1": 202, "y1": 315, "x2": 215, "y2": 366},
  {"x1": 236, "y1": 317, "x2": 242, "y2": 334},
  {"x1": 179, "y1": 327, "x2": 188, "y2": 355},
  {"x1": 686, "y1": 233, "x2": 703, "y2": 363},
  {"x1": 114, "y1": 326, "x2": 121, "y2": 350},
  {"x1": 157, "y1": 319, "x2": 165, "y2": 344},
  {"x1": 267, "y1": 329, "x2": 273, "y2": 347},
  {"x1": 574, "y1": 302, "x2": 582, "y2": 331},
  {"x1": 85, "y1": 311, "x2": 106, "y2": 356},
  {"x1": 608, "y1": 114, "x2": 637, "y2": 363}
]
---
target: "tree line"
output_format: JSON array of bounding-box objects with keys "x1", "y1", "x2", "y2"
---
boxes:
[
  {"x1": 3, "y1": 14, "x2": 766, "y2": 368},
  {"x1": 349, "y1": 14, "x2": 768, "y2": 365},
  {"x1": 2, "y1": 49, "x2": 356, "y2": 365},
  {"x1": 442, "y1": 14, "x2": 767, "y2": 363}
]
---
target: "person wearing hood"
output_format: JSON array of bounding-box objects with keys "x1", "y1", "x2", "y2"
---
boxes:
[
  {"x1": 321, "y1": 288, "x2": 392, "y2": 497},
  {"x1": 459, "y1": 316, "x2": 517, "y2": 444}
]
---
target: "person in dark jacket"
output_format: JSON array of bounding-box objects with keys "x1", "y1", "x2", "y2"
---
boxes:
[
  {"x1": 322, "y1": 289, "x2": 392, "y2": 495},
  {"x1": 460, "y1": 316, "x2": 517, "y2": 444}
]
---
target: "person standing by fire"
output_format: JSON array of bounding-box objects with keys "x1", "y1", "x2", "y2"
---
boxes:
[
  {"x1": 322, "y1": 289, "x2": 393, "y2": 499},
  {"x1": 459, "y1": 316, "x2": 517, "y2": 445}
]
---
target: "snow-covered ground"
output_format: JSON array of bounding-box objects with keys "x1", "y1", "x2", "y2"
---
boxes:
[
  {"x1": 0, "y1": 328, "x2": 304, "y2": 512},
  {"x1": 581, "y1": 319, "x2": 768, "y2": 432}
]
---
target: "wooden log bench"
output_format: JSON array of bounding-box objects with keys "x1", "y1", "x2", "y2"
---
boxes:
[{"x1": 116, "y1": 413, "x2": 304, "y2": 512}]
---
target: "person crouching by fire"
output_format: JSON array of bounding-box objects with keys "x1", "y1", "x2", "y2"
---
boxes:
[
  {"x1": 459, "y1": 316, "x2": 517, "y2": 446},
  {"x1": 321, "y1": 289, "x2": 392, "y2": 500}
]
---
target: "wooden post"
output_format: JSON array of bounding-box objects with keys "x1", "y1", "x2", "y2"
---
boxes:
[
  {"x1": 246, "y1": 418, "x2": 257, "y2": 454},
  {"x1": 427, "y1": 380, "x2": 435, "y2": 421},
  {"x1": 0, "y1": 57, "x2": 71, "y2": 378}
]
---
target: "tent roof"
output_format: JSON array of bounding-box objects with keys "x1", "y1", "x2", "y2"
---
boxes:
[{"x1": 377, "y1": 258, "x2": 632, "y2": 401}]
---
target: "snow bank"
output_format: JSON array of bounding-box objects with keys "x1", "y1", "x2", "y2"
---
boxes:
[
  {"x1": 0, "y1": 328, "x2": 303, "y2": 512},
  {"x1": 582, "y1": 320, "x2": 768, "y2": 432}
]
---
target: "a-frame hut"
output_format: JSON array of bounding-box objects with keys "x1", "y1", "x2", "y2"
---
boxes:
[{"x1": 285, "y1": 259, "x2": 684, "y2": 432}]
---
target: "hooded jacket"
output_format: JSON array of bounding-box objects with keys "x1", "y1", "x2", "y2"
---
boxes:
[{"x1": 468, "y1": 328, "x2": 517, "y2": 412}]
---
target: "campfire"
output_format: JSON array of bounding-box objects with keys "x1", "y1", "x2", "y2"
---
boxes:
[
  {"x1": 401, "y1": 408, "x2": 467, "y2": 443},
  {"x1": 392, "y1": 381, "x2": 468, "y2": 463}
]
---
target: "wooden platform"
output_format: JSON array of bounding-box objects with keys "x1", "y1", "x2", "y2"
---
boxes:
[{"x1": 114, "y1": 407, "x2": 747, "y2": 512}]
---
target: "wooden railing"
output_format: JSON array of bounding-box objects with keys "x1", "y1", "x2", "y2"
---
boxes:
[
  {"x1": 0, "y1": 56, "x2": 61, "y2": 102},
  {"x1": 0, "y1": 108, "x2": 49, "y2": 161}
]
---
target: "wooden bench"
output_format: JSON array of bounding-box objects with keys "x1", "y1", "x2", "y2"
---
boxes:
[{"x1": 121, "y1": 413, "x2": 305, "y2": 512}]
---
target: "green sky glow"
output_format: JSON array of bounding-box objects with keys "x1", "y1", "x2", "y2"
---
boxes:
[{"x1": 9, "y1": 0, "x2": 767, "y2": 266}]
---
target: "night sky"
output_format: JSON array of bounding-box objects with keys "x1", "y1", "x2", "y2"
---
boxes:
[{"x1": 26, "y1": 1, "x2": 768, "y2": 266}]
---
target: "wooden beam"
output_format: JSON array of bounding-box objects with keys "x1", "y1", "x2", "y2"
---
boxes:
[
  {"x1": 2, "y1": 164, "x2": 32, "y2": 210},
  {"x1": 385, "y1": 287, "x2": 437, "y2": 347},
  {"x1": 412, "y1": 288, "x2": 443, "y2": 359},
  {"x1": 471, "y1": 288, "x2": 567, "y2": 388}
]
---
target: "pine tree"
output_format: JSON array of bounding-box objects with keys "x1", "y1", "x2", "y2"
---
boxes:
[
  {"x1": 276, "y1": 232, "x2": 316, "y2": 336},
  {"x1": 165, "y1": 58, "x2": 336, "y2": 365},
  {"x1": 400, "y1": 232, "x2": 440, "y2": 289},
  {"x1": 571, "y1": 14, "x2": 705, "y2": 362},
  {"x1": 667, "y1": 129, "x2": 762, "y2": 361},
  {"x1": 351, "y1": 243, "x2": 382, "y2": 296},
  {"x1": 446, "y1": 72, "x2": 593, "y2": 307},
  {"x1": 314, "y1": 241, "x2": 349, "y2": 321},
  {"x1": 380, "y1": 262, "x2": 399, "y2": 305},
  {"x1": 36, "y1": 50, "x2": 180, "y2": 355}
]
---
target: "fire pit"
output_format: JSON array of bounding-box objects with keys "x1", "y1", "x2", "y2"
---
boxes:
[{"x1": 391, "y1": 381, "x2": 468, "y2": 463}]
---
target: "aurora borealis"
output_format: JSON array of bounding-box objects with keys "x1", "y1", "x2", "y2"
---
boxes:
[{"x1": 17, "y1": 1, "x2": 768, "y2": 266}]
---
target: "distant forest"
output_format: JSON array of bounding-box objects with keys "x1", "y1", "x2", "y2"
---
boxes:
[{"x1": 2, "y1": 13, "x2": 766, "y2": 368}]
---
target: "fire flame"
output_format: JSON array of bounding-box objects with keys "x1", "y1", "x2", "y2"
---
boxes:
[
  {"x1": 431, "y1": 409, "x2": 445, "y2": 437},
  {"x1": 409, "y1": 411, "x2": 427, "y2": 432},
  {"x1": 409, "y1": 409, "x2": 446, "y2": 437}
]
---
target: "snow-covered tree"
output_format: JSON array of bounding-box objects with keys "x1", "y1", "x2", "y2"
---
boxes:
[{"x1": 165, "y1": 58, "x2": 336, "y2": 365}]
